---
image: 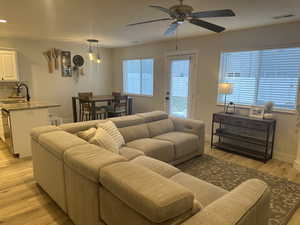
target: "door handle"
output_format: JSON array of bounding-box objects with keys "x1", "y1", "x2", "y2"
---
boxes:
[{"x1": 165, "y1": 97, "x2": 170, "y2": 101}]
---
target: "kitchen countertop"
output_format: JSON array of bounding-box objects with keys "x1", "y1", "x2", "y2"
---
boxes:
[{"x1": 0, "y1": 101, "x2": 60, "y2": 112}]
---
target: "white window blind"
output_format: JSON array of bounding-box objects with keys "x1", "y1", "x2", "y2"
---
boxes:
[
  {"x1": 218, "y1": 48, "x2": 300, "y2": 110},
  {"x1": 123, "y1": 58, "x2": 154, "y2": 96}
]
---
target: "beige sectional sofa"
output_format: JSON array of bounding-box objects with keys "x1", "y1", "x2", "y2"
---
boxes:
[{"x1": 31, "y1": 111, "x2": 270, "y2": 225}]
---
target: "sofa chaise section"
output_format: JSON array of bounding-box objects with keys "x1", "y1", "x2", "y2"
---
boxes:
[{"x1": 63, "y1": 144, "x2": 127, "y2": 225}]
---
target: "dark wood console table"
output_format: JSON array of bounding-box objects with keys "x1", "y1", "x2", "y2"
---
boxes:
[{"x1": 211, "y1": 112, "x2": 276, "y2": 163}]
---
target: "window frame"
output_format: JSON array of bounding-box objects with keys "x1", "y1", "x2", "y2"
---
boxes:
[
  {"x1": 217, "y1": 47, "x2": 300, "y2": 113},
  {"x1": 122, "y1": 57, "x2": 154, "y2": 97}
]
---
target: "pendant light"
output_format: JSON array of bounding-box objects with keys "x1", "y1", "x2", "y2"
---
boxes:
[
  {"x1": 96, "y1": 42, "x2": 102, "y2": 64},
  {"x1": 87, "y1": 39, "x2": 102, "y2": 63},
  {"x1": 87, "y1": 39, "x2": 98, "y2": 61}
]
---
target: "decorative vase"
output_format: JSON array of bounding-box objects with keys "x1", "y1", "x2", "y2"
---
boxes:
[{"x1": 264, "y1": 113, "x2": 273, "y2": 119}]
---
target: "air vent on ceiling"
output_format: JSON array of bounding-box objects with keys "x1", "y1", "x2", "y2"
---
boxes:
[{"x1": 273, "y1": 14, "x2": 295, "y2": 20}]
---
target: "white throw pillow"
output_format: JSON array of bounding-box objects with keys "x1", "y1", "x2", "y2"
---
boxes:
[
  {"x1": 77, "y1": 127, "x2": 97, "y2": 141},
  {"x1": 89, "y1": 128, "x2": 119, "y2": 154},
  {"x1": 97, "y1": 120, "x2": 125, "y2": 148}
]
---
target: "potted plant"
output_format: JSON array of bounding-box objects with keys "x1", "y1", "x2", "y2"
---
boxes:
[{"x1": 264, "y1": 101, "x2": 274, "y2": 119}]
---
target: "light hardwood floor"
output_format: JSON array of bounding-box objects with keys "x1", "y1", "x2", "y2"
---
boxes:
[{"x1": 1, "y1": 140, "x2": 300, "y2": 225}]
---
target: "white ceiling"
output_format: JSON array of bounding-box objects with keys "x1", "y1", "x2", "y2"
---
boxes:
[{"x1": 0, "y1": 0, "x2": 299, "y2": 47}]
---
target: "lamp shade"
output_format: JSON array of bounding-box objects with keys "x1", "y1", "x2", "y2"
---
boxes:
[{"x1": 218, "y1": 83, "x2": 233, "y2": 95}]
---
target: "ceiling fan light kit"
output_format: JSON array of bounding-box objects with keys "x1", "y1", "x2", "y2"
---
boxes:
[{"x1": 127, "y1": 0, "x2": 235, "y2": 36}]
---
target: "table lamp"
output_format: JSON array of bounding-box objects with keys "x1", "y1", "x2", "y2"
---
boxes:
[{"x1": 218, "y1": 83, "x2": 233, "y2": 113}]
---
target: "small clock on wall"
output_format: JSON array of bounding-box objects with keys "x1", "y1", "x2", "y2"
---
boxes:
[{"x1": 73, "y1": 55, "x2": 85, "y2": 77}]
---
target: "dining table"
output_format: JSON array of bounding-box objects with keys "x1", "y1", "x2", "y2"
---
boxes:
[{"x1": 72, "y1": 95, "x2": 133, "y2": 122}]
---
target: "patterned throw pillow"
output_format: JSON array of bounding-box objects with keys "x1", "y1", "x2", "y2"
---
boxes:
[
  {"x1": 97, "y1": 121, "x2": 125, "y2": 148},
  {"x1": 89, "y1": 128, "x2": 119, "y2": 154}
]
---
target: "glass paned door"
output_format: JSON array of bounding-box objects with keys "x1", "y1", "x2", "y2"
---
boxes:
[{"x1": 168, "y1": 58, "x2": 191, "y2": 118}]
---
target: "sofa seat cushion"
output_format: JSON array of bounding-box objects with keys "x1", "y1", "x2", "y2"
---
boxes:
[
  {"x1": 154, "y1": 132, "x2": 200, "y2": 159},
  {"x1": 131, "y1": 156, "x2": 180, "y2": 178},
  {"x1": 170, "y1": 173, "x2": 228, "y2": 208},
  {"x1": 119, "y1": 147, "x2": 144, "y2": 160},
  {"x1": 100, "y1": 162, "x2": 194, "y2": 223},
  {"x1": 126, "y1": 138, "x2": 175, "y2": 163}
]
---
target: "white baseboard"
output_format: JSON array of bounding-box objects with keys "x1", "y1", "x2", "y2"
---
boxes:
[
  {"x1": 294, "y1": 160, "x2": 300, "y2": 171},
  {"x1": 273, "y1": 151, "x2": 295, "y2": 163}
]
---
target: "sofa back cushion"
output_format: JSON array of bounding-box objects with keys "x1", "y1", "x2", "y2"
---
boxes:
[
  {"x1": 118, "y1": 124, "x2": 150, "y2": 143},
  {"x1": 147, "y1": 119, "x2": 175, "y2": 137},
  {"x1": 64, "y1": 144, "x2": 127, "y2": 183},
  {"x1": 110, "y1": 115, "x2": 145, "y2": 128},
  {"x1": 59, "y1": 120, "x2": 100, "y2": 134},
  {"x1": 137, "y1": 111, "x2": 169, "y2": 123},
  {"x1": 100, "y1": 162, "x2": 194, "y2": 223},
  {"x1": 39, "y1": 131, "x2": 87, "y2": 159}
]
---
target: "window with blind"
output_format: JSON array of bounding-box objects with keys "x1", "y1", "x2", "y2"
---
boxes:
[
  {"x1": 218, "y1": 48, "x2": 300, "y2": 110},
  {"x1": 123, "y1": 58, "x2": 154, "y2": 96}
]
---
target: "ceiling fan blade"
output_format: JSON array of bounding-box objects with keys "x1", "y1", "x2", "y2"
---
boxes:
[
  {"x1": 127, "y1": 18, "x2": 172, "y2": 26},
  {"x1": 189, "y1": 19, "x2": 225, "y2": 33},
  {"x1": 192, "y1": 9, "x2": 235, "y2": 18},
  {"x1": 164, "y1": 22, "x2": 179, "y2": 36},
  {"x1": 149, "y1": 5, "x2": 176, "y2": 17}
]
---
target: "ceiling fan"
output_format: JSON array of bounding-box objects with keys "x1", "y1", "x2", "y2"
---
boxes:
[{"x1": 127, "y1": 0, "x2": 235, "y2": 36}]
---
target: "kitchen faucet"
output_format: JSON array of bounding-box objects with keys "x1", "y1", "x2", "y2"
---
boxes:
[{"x1": 16, "y1": 82, "x2": 31, "y2": 102}]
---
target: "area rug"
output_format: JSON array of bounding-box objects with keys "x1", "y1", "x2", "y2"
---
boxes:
[{"x1": 176, "y1": 155, "x2": 300, "y2": 225}]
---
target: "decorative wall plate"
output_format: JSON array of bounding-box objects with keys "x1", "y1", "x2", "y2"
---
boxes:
[{"x1": 73, "y1": 55, "x2": 85, "y2": 67}]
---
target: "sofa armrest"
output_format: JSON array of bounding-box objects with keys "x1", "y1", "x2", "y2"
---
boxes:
[
  {"x1": 181, "y1": 179, "x2": 270, "y2": 225},
  {"x1": 171, "y1": 117, "x2": 205, "y2": 138},
  {"x1": 31, "y1": 125, "x2": 62, "y2": 141},
  {"x1": 100, "y1": 162, "x2": 194, "y2": 223}
]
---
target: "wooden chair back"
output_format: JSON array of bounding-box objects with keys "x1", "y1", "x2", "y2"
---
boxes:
[
  {"x1": 112, "y1": 91, "x2": 122, "y2": 96},
  {"x1": 78, "y1": 92, "x2": 93, "y2": 117},
  {"x1": 113, "y1": 95, "x2": 128, "y2": 113},
  {"x1": 78, "y1": 92, "x2": 93, "y2": 101}
]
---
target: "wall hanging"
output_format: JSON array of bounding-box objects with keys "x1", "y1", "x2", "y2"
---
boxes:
[
  {"x1": 61, "y1": 51, "x2": 72, "y2": 77},
  {"x1": 73, "y1": 55, "x2": 85, "y2": 77},
  {"x1": 43, "y1": 48, "x2": 61, "y2": 74}
]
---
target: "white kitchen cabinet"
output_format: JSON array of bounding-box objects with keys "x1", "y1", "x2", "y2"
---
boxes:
[{"x1": 0, "y1": 50, "x2": 19, "y2": 82}]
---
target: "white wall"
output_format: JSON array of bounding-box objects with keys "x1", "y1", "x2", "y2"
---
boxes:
[
  {"x1": 0, "y1": 38, "x2": 113, "y2": 122},
  {"x1": 112, "y1": 21, "x2": 300, "y2": 163}
]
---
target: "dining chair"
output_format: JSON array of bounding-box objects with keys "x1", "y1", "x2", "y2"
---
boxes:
[
  {"x1": 108, "y1": 94, "x2": 129, "y2": 117},
  {"x1": 78, "y1": 92, "x2": 108, "y2": 121}
]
